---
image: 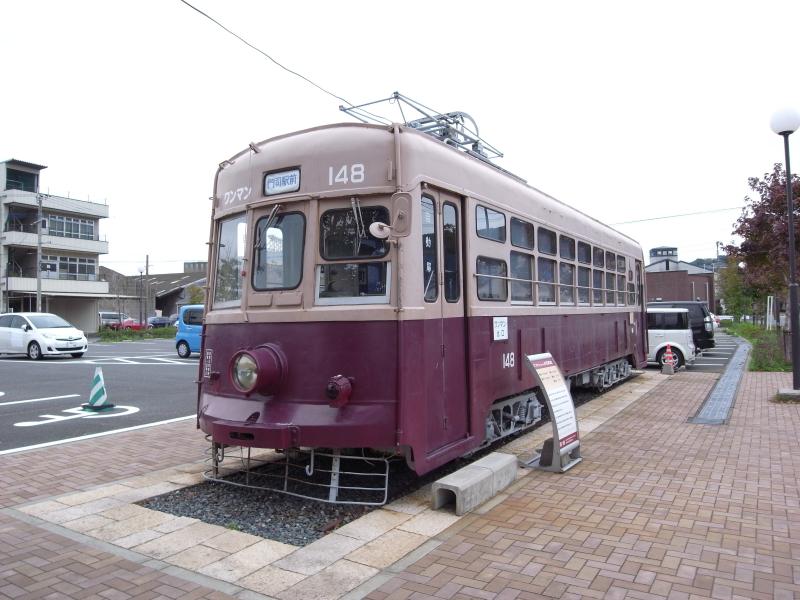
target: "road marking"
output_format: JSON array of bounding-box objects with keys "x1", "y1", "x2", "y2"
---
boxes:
[
  {"x1": 14, "y1": 405, "x2": 140, "y2": 427},
  {"x1": 0, "y1": 394, "x2": 81, "y2": 407},
  {"x1": 0, "y1": 415, "x2": 195, "y2": 456}
]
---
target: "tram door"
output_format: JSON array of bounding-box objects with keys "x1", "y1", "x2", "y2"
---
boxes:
[{"x1": 421, "y1": 190, "x2": 469, "y2": 453}]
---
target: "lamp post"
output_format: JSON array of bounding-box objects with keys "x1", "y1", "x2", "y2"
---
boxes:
[
  {"x1": 771, "y1": 108, "x2": 800, "y2": 391},
  {"x1": 138, "y1": 266, "x2": 144, "y2": 327}
]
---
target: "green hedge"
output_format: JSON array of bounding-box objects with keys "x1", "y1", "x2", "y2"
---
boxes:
[
  {"x1": 724, "y1": 322, "x2": 791, "y2": 371},
  {"x1": 97, "y1": 327, "x2": 177, "y2": 342}
]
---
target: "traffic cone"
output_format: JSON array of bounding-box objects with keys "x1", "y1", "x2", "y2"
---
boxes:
[
  {"x1": 82, "y1": 367, "x2": 115, "y2": 411},
  {"x1": 661, "y1": 344, "x2": 675, "y2": 375}
]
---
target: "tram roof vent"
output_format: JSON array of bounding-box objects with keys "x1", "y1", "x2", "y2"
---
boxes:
[{"x1": 340, "y1": 92, "x2": 504, "y2": 165}]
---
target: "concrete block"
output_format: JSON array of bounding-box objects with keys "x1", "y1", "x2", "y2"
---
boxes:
[
  {"x1": 431, "y1": 452, "x2": 518, "y2": 516},
  {"x1": 471, "y1": 452, "x2": 518, "y2": 494},
  {"x1": 431, "y1": 465, "x2": 493, "y2": 516}
]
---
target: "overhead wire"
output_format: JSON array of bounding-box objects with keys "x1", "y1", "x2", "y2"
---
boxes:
[
  {"x1": 611, "y1": 206, "x2": 742, "y2": 226},
  {"x1": 177, "y1": 0, "x2": 353, "y2": 107}
]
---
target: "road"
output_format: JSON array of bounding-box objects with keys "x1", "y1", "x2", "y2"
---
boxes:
[
  {"x1": 686, "y1": 331, "x2": 740, "y2": 373},
  {"x1": 0, "y1": 338, "x2": 199, "y2": 454}
]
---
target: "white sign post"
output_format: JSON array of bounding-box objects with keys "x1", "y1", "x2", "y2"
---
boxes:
[{"x1": 521, "y1": 352, "x2": 582, "y2": 473}]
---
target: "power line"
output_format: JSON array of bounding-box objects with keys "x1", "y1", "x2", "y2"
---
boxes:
[
  {"x1": 177, "y1": 0, "x2": 353, "y2": 107},
  {"x1": 611, "y1": 206, "x2": 742, "y2": 226}
]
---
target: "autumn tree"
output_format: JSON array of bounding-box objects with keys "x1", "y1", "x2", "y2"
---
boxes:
[{"x1": 727, "y1": 163, "x2": 800, "y2": 300}]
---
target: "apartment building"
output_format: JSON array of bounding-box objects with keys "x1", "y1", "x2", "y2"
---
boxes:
[{"x1": 0, "y1": 159, "x2": 110, "y2": 332}]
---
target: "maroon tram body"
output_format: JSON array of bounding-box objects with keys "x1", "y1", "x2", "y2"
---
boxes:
[{"x1": 198, "y1": 123, "x2": 647, "y2": 480}]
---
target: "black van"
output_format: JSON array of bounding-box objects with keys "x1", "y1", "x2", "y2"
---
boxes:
[{"x1": 647, "y1": 301, "x2": 715, "y2": 350}]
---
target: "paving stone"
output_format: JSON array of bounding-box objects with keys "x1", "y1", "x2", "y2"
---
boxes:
[{"x1": 199, "y1": 538, "x2": 296, "y2": 582}]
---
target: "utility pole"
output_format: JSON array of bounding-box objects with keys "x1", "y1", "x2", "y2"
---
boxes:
[
  {"x1": 36, "y1": 193, "x2": 43, "y2": 312},
  {"x1": 145, "y1": 254, "x2": 150, "y2": 319}
]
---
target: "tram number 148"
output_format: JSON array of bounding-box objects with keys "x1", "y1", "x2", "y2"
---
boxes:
[
  {"x1": 328, "y1": 164, "x2": 365, "y2": 186},
  {"x1": 502, "y1": 352, "x2": 515, "y2": 368}
]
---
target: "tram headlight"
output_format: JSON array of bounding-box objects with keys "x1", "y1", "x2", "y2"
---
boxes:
[
  {"x1": 232, "y1": 352, "x2": 259, "y2": 393},
  {"x1": 229, "y1": 344, "x2": 287, "y2": 396}
]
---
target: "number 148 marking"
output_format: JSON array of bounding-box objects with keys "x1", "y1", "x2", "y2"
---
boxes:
[{"x1": 328, "y1": 164, "x2": 365, "y2": 185}]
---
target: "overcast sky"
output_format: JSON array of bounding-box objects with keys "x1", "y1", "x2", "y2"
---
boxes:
[{"x1": 2, "y1": 1, "x2": 798, "y2": 275}]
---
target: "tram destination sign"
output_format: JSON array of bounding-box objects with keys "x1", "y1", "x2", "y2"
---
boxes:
[{"x1": 521, "y1": 352, "x2": 582, "y2": 473}]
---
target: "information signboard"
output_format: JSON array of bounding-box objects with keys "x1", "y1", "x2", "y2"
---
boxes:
[{"x1": 521, "y1": 352, "x2": 582, "y2": 473}]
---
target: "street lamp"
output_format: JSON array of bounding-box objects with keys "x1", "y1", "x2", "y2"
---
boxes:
[
  {"x1": 138, "y1": 266, "x2": 144, "y2": 327},
  {"x1": 771, "y1": 107, "x2": 800, "y2": 392}
]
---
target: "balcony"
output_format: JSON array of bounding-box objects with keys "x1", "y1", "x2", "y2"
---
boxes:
[
  {"x1": 5, "y1": 275, "x2": 109, "y2": 295},
  {"x1": 2, "y1": 229, "x2": 109, "y2": 255},
  {"x1": 1, "y1": 189, "x2": 109, "y2": 219}
]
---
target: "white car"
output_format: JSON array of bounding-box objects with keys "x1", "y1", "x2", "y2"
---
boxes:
[
  {"x1": 646, "y1": 307, "x2": 696, "y2": 368},
  {"x1": 0, "y1": 312, "x2": 88, "y2": 360}
]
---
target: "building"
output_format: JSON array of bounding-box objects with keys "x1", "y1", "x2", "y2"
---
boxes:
[
  {"x1": 645, "y1": 246, "x2": 715, "y2": 310},
  {"x1": 100, "y1": 262, "x2": 206, "y2": 322},
  {"x1": 0, "y1": 159, "x2": 110, "y2": 332}
]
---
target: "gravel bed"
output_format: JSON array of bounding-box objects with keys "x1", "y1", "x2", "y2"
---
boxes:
[{"x1": 140, "y1": 383, "x2": 608, "y2": 546}]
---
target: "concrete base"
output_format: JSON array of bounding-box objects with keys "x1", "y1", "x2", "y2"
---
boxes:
[
  {"x1": 431, "y1": 452, "x2": 517, "y2": 516},
  {"x1": 776, "y1": 388, "x2": 800, "y2": 402}
]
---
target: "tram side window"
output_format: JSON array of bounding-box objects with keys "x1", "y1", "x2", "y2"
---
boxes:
[
  {"x1": 617, "y1": 275, "x2": 626, "y2": 305},
  {"x1": 443, "y1": 203, "x2": 460, "y2": 302},
  {"x1": 605, "y1": 251, "x2": 616, "y2": 271},
  {"x1": 477, "y1": 256, "x2": 507, "y2": 301},
  {"x1": 578, "y1": 266, "x2": 591, "y2": 304},
  {"x1": 593, "y1": 247, "x2": 604, "y2": 268},
  {"x1": 213, "y1": 214, "x2": 247, "y2": 309},
  {"x1": 476, "y1": 205, "x2": 506, "y2": 242},
  {"x1": 559, "y1": 262, "x2": 575, "y2": 304},
  {"x1": 593, "y1": 269, "x2": 604, "y2": 305},
  {"x1": 559, "y1": 236, "x2": 575, "y2": 260},
  {"x1": 422, "y1": 197, "x2": 438, "y2": 302},
  {"x1": 617, "y1": 255, "x2": 626, "y2": 273},
  {"x1": 577, "y1": 241, "x2": 592, "y2": 264},
  {"x1": 538, "y1": 228, "x2": 557, "y2": 255},
  {"x1": 538, "y1": 257, "x2": 556, "y2": 303},
  {"x1": 510, "y1": 251, "x2": 534, "y2": 303},
  {"x1": 252, "y1": 213, "x2": 304, "y2": 291},
  {"x1": 510, "y1": 218, "x2": 534, "y2": 249},
  {"x1": 606, "y1": 271, "x2": 616, "y2": 304}
]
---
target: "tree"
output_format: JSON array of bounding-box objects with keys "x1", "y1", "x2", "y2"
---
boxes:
[
  {"x1": 187, "y1": 284, "x2": 205, "y2": 305},
  {"x1": 727, "y1": 163, "x2": 800, "y2": 297},
  {"x1": 718, "y1": 257, "x2": 758, "y2": 321}
]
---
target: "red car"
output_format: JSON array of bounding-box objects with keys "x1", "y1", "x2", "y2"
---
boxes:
[{"x1": 108, "y1": 318, "x2": 146, "y2": 331}]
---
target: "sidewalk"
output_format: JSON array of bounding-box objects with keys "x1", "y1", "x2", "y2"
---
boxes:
[{"x1": 1, "y1": 370, "x2": 799, "y2": 599}]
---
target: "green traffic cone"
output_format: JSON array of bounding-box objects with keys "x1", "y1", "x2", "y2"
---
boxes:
[{"x1": 82, "y1": 366, "x2": 115, "y2": 411}]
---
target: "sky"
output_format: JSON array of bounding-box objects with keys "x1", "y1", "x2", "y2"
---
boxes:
[{"x1": 2, "y1": 0, "x2": 799, "y2": 275}]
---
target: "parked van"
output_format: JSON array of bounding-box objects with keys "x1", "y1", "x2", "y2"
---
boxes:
[
  {"x1": 98, "y1": 311, "x2": 131, "y2": 327},
  {"x1": 647, "y1": 307, "x2": 695, "y2": 368},
  {"x1": 647, "y1": 301, "x2": 715, "y2": 350},
  {"x1": 175, "y1": 304, "x2": 204, "y2": 358}
]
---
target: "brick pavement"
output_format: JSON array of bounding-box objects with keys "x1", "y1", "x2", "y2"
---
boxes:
[
  {"x1": 0, "y1": 421, "x2": 238, "y2": 600},
  {"x1": 365, "y1": 371, "x2": 800, "y2": 600},
  {"x1": 2, "y1": 371, "x2": 799, "y2": 599}
]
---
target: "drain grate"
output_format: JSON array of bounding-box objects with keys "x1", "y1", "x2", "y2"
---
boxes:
[{"x1": 689, "y1": 339, "x2": 751, "y2": 425}]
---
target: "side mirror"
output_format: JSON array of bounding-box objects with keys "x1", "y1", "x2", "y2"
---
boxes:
[
  {"x1": 23, "y1": 324, "x2": 32, "y2": 332},
  {"x1": 389, "y1": 192, "x2": 411, "y2": 237}
]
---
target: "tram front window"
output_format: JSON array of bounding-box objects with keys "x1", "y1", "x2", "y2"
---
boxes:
[
  {"x1": 252, "y1": 213, "x2": 305, "y2": 290},
  {"x1": 315, "y1": 204, "x2": 391, "y2": 305},
  {"x1": 213, "y1": 214, "x2": 247, "y2": 308}
]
